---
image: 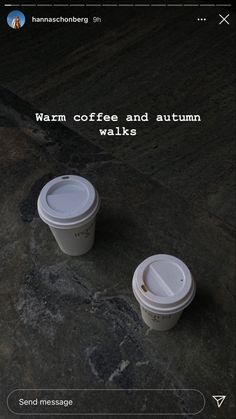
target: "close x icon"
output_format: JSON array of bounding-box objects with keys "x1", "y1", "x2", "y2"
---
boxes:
[{"x1": 219, "y1": 14, "x2": 230, "y2": 25}]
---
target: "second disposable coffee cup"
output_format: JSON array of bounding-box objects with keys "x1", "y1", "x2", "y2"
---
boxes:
[
  {"x1": 37, "y1": 175, "x2": 100, "y2": 256},
  {"x1": 132, "y1": 254, "x2": 196, "y2": 331}
]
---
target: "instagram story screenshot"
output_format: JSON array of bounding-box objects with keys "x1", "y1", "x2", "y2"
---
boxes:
[{"x1": 0, "y1": 1, "x2": 235, "y2": 418}]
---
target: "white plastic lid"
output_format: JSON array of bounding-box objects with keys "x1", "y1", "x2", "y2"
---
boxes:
[
  {"x1": 132, "y1": 254, "x2": 196, "y2": 314},
  {"x1": 37, "y1": 175, "x2": 100, "y2": 229}
]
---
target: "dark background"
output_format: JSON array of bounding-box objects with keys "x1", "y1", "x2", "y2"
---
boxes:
[{"x1": 0, "y1": 3, "x2": 235, "y2": 418}]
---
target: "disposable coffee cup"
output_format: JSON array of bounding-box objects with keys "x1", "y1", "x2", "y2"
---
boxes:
[
  {"x1": 37, "y1": 175, "x2": 100, "y2": 256},
  {"x1": 132, "y1": 254, "x2": 196, "y2": 331}
]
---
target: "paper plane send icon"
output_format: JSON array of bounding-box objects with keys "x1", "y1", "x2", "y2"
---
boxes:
[{"x1": 212, "y1": 395, "x2": 226, "y2": 408}]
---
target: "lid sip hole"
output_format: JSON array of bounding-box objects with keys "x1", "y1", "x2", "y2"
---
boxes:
[
  {"x1": 141, "y1": 284, "x2": 148, "y2": 292},
  {"x1": 62, "y1": 176, "x2": 69, "y2": 179}
]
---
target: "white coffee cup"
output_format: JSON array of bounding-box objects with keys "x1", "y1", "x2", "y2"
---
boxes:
[
  {"x1": 132, "y1": 254, "x2": 196, "y2": 331},
  {"x1": 37, "y1": 175, "x2": 100, "y2": 256}
]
